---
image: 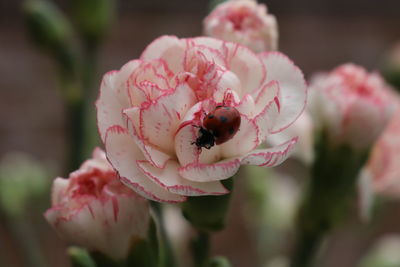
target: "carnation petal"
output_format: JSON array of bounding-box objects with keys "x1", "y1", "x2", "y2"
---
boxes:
[
  {"x1": 140, "y1": 35, "x2": 185, "y2": 73},
  {"x1": 105, "y1": 125, "x2": 186, "y2": 203},
  {"x1": 137, "y1": 160, "x2": 229, "y2": 196},
  {"x1": 242, "y1": 137, "x2": 298, "y2": 166},
  {"x1": 124, "y1": 107, "x2": 171, "y2": 168},
  {"x1": 252, "y1": 80, "x2": 281, "y2": 115},
  {"x1": 140, "y1": 82, "x2": 196, "y2": 154},
  {"x1": 224, "y1": 43, "x2": 266, "y2": 94},
  {"x1": 51, "y1": 178, "x2": 69, "y2": 205},
  {"x1": 220, "y1": 114, "x2": 260, "y2": 158},
  {"x1": 260, "y1": 52, "x2": 307, "y2": 133},
  {"x1": 179, "y1": 157, "x2": 242, "y2": 182},
  {"x1": 96, "y1": 60, "x2": 142, "y2": 141}
]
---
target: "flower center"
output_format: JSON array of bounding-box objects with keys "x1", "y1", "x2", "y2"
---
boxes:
[{"x1": 71, "y1": 169, "x2": 116, "y2": 198}]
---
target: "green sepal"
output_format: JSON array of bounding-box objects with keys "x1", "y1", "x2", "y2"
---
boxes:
[
  {"x1": 68, "y1": 247, "x2": 96, "y2": 267},
  {"x1": 204, "y1": 256, "x2": 232, "y2": 267},
  {"x1": 125, "y1": 240, "x2": 158, "y2": 267},
  {"x1": 182, "y1": 178, "x2": 234, "y2": 232},
  {"x1": 23, "y1": 0, "x2": 74, "y2": 53},
  {"x1": 72, "y1": 0, "x2": 115, "y2": 46},
  {"x1": 298, "y1": 131, "x2": 369, "y2": 233}
]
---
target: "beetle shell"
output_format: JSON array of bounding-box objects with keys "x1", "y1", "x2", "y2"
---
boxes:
[{"x1": 203, "y1": 106, "x2": 241, "y2": 145}]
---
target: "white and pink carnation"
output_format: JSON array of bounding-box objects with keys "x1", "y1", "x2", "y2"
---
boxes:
[
  {"x1": 96, "y1": 35, "x2": 307, "y2": 203},
  {"x1": 308, "y1": 63, "x2": 394, "y2": 150},
  {"x1": 44, "y1": 148, "x2": 150, "y2": 260},
  {"x1": 204, "y1": 0, "x2": 278, "y2": 53}
]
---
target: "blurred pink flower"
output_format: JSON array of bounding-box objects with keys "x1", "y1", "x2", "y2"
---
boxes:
[
  {"x1": 45, "y1": 148, "x2": 150, "y2": 260},
  {"x1": 204, "y1": 0, "x2": 278, "y2": 53},
  {"x1": 308, "y1": 63, "x2": 394, "y2": 150},
  {"x1": 96, "y1": 35, "x2": 307, "y2": 203},
  {"x1": 364, "y1": 98, "x2": 400, "y2": 197}
]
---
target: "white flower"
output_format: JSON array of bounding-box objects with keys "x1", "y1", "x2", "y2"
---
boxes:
[{"x1": 96, "y1": 35, "x2": 307, "y2": 202}]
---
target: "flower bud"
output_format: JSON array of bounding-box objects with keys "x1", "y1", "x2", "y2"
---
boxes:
[
  {"x1": 72, "y1": 0, "x2": 115, "y2": 45},
  {"x1": 44, "y1": 148, "x2": 150, "y2": 260},
  {"x1": 203, "y1": 0, "x2": 278, "y2": 52},
  {"x1": 308, "y1": 63, "x2": 395, "y2": 151},
  {"x1": 0, "y1": 152, "x2": 49, "y2": 218},
  {"x1": 23, "y1": 0, "x2": 74, "y2": 55}
]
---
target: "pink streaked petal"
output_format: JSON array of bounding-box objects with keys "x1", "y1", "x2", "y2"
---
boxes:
[
  {"x1": 222, "y1": 89, "x2": 241, "y2": 106},
  {"x1": 179, "y1": 157, "x2": 242, "y2": 182},
  {"x1": 260, "y1": 52, "x2": 307, "y2": 134},
  {"x1": 140, "y1": 35, "x2": 185, "y2": 73},
  {"x1": 123, "y1": 107, "x2": 141, "y2": 133},
  {"x1": 126, "y1": 115, "x2": 171, "y2": 168},
  {"x1": 132, "y1": 60, "x2": 170, "y2": 90},
  {"x1": 51, "y1": 178, "x2": 69, "y2": 205},
  {"x1": 45, "y1": 203, "x2": 102, "y2": 244},
  {"x1": 115, "y1": 60, "x2": 143, "y2": 90},
  {"x1": 174, "y1": 122, "x2": 201, "y2": 166},
  {"x1": 190, "y1": 37, "x2": 225, "y2": 52},
  {"x1": 174, "y1": 103, "x2": 203, "y2": 166},
  {"x1": 96, "y1": 60, "x2": 142, "y2": 141},
  {"x1": 105, "y1": 125, "x2": 185, "y2": 203},
  {"x1": 79, "y1": 147, "x2": 112, "y2": 172},
  {"x1": 253, "y1": 95, "x2": 280, "y2": 143},
  {"x1": 242, "y1": 137, "x2": 298, "y2": 167},
  {"x1": 184, "y1": 41, "x2": 226, "y2": 69},
  {"x1": 137, "y1": 160, "x2": 229, "y2": 196},
  {"x1": 235, "y1": 94, "x2": 256, "y2": 117},
  {"x1": 97, "y1": 71, "x2": 128, "y2": 141},
  {"x1": 224, "y1": 42, "x2": 266, "y2": 95},
  {"x1": 140, "y1": 82, "x2": 196, "y2": 154},
  {"x1": 252, "y1": 80, "x2": 281, "y2": 115},
  {"x1": 123, "y1": 107, "x2": 171, "y2": 169},
  {"x1": 178, "y1": 137, "x2": 297, "y2": 182},
  {"x1": 220, "y1": 114, "x2": 260, "y2": 158}
]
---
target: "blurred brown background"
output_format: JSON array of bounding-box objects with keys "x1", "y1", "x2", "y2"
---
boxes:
[{"x1": 0, "y1": 0, "x2": 399, "y2": 266}]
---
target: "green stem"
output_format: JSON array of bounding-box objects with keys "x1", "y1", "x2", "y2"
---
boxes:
[
  {"x1": 66, "y1": 95, "x2": 85, "y2": 172},
  {"x1": 64, "y1": 42, "x2": 99, "y2": 173},
  {"x1": 81, "y1": 42, "x2": 100, "y2": 156},
  {"x1": 191, "y1": 231, "x2": 211, "y2": 267},
  {"x1": 150, "y1": 202, "x2": 176, "y2": 267},
  {"x1": 290, "y1": 133, "x2": 369, "y2": 267},
  {"x1": 289, "y1": 228, "x2": 323, "y2": 267}
]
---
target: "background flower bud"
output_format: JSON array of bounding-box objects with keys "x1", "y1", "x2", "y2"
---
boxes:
[
  {"x1": 72, "y1": 0, "x2": 115, "y2": 46},
  {"x1": 23, "y1": 0, "x2": 75, "y2": 58},
  {"x1": 308, "y1": 63, "x2": 395, "y2": 151},
  {"x1": 203, "y1": 0, "x2": 278, "y2": 52},
  {"x1": 44, "y1": 148, "x2": 150, "y2": 260}
]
